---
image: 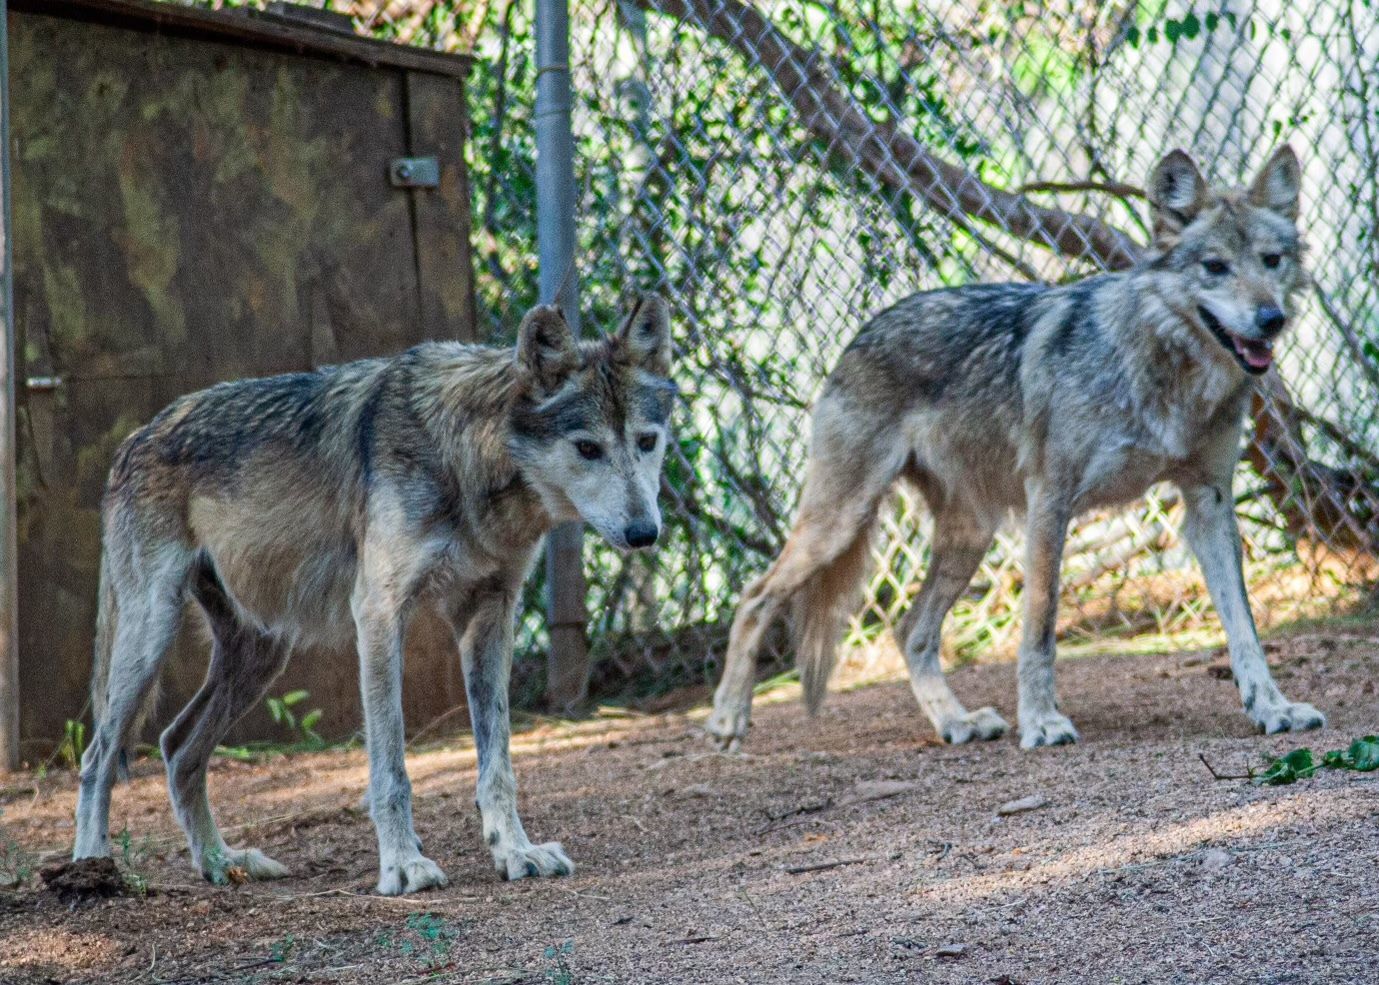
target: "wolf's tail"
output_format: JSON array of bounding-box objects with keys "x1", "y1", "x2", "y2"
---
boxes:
[{"x1": 791, "y1": 500, "x2": 884, "y2": 717}]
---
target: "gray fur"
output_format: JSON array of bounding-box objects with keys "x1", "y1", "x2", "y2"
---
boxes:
[
  {"x1": 73, "y1": 296, "x2": 676, "y2": 895},
  {"x1": 707, "y1": 146, "x2": 1325, "y2": 751}
]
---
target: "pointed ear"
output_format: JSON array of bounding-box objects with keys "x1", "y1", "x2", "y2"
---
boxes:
[
  {"x1": 1249, "y1": 145, "x2": 1301, "y2": 221},
  {"x1": 516, "y1": 304, "x2": 578, "y2": 393},
  {"x1": 617, "y1": 295, "x2": 672, "y2": 375},
  {"x1": 1147, "y1": 149, "x2": 1207, "y2": 244}
]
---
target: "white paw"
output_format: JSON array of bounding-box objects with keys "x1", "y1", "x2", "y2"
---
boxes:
[
  {"x1": 494, "y1": 841, "x2": 574, "y2": 882},
  {"x1": 1250, "y1": 700, "x2": 1326, "y2": 735},
  {"x1": 705, "y1": 698, "x2": 751, "y2": 753},
  {"x1": 376, "y1": 855, "x2": 448, "y2": 896},
  {"x1": 1019, "y1": 711, "x2": 1079, "y2": 749},
  {"x1": 939, "y1": 706, "x2": 1010, "y2": 745},
  {"x1": 201, "y1": 846, "x2": 290, "y2": 885}
]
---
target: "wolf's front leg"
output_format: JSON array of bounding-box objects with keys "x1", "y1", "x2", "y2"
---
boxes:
[
  {"x1": 354, "y1": 575, "x2": 448, "y2": 896},
  {"x1": 1017, "y1": 484, "x2": 1078, "y2": 748},
  {"x1": 1180, "y1": 483, "x2": 1325, "y2": 733},
  {"x1": 458, "y1": 586, "x2": 573, "y2": 882}
]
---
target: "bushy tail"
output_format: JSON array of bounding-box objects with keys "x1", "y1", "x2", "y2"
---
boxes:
[{"x1": 792, "y1": 511, "x2": 880, "y2": 716}]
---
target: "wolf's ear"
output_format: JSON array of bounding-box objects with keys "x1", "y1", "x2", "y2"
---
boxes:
[
  {"x1": 1249, "y1": 145, "x2": 1301, "y2": 221},
  {"x1": 516, "y1": 304, "x2": 578, "y2": 393},
  {"x1": 617, "y1": 295, "x2": 672, "y2": 376},
  {"x1": 1147, "y1": 149, "x2": 1207, "y2": 244}
]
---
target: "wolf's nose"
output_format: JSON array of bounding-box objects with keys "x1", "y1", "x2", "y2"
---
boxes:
[
  {"x1": 624, "y1": 522, "x2": 659, "y2": 549},
  {"x1": 1255, "y1": 305, "x2": 1286, "y2": 337}
]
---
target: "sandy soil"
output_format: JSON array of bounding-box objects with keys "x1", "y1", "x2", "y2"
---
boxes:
[{"x1": 1, "y1": 621, "x2": 1377, "y2": 985}]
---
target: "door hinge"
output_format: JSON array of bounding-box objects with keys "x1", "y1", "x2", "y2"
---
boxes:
[{"x1": 389, "y1": 157, "x2": 440, "y2": 189}]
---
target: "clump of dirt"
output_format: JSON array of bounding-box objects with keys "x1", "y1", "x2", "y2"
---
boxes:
[{"x1": 39, "y1": 857, "x2": 128, "y2": 906}]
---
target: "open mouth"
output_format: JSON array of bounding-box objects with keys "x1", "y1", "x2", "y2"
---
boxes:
[{"x1": 1198, "y1": 306, "x2": 1274, "y2": 375}]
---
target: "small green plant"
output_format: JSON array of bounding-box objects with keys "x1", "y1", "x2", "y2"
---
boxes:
[
  {"x1": 1256, "y1": 735, "x2": 1379, "y2": 786},
  {"x1": 58, "y1": 719, "x2": 86, "y2": 771},
  {"x1": 269, "y1": 933, "x2": 297, "y2": 963},
  {"x1": 115, "y1": 826, "x2": 153, "y2": 895},
  {"x1": 543, "y1": 940, "x2": 575, "y2": 985},
  {"x1": 265, "y1": 690, "x2": 325, "y2": 748},
  {"x1": 0, "y1": 816, "x2": 37, "y2": 888},
  {"x1": 1322, "y1": 735, "x2": 1379, "y2": 772},
  {"x1": 380, "y1": 912, "x2": 457, "y2": 970}
]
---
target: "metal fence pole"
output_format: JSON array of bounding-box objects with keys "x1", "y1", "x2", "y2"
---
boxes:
[
  {"x1": 534, "y1": 0, "x2": 589, "y2": 712},
  {"x1": 0, "y1": 0, "x2": 18, "y2": 771}
]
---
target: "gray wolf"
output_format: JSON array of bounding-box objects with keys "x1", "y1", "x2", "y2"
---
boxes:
[
  {"x1": 707, "y1": 146, "x2": 1325, "y2": 751},
  {"x1": 72, "y1": 298, "x2": 676, "y2": 895}
]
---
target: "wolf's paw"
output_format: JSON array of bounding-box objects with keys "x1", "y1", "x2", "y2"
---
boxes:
[
  {"x1": 939, "y1": 707, "x2": 1009, "y2": 745},
  {"x1": 705, "y1": 699, "x2": 751, "y2": 753},
  {"x1": 1019, "y1": 711, "x2": 1079, "y2": 749},
  {"x1": 495, "y1": 841, "x2": 574, "y2": 882},
  {"x1": 201, "y1": 846, "x2": 290, "y2": 885},
  {"x1": 376, "y1": 855, "x2": 448, "y2": 896},
  {"x1": 1251, "y1": 700, "x2": 1326, "y2": 735}
]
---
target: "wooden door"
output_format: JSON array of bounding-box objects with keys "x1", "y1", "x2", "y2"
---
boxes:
[{"x1": 11, "y1": 4, "x2": 476, "y2": 755}]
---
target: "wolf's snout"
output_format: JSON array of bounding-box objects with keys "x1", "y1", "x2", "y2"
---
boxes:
[
  {"x1": 1255, "y1": 305, "x2": 1286, "y2": 337},
  {"x1": 624, "y1": 521, "x2": 659, "y2": 549}
]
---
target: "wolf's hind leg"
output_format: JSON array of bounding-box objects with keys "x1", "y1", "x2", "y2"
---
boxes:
[
  {"x1": 898, "y1": 509, "x2": 1007, "y2": 744},
  {"x1": 75, "y1": 547, "x2": 190, "y2": 860},
  {"x1": 162, "y1": 560, "x2": 292, "y2": 884},
  {"x1": 450, "y1": 582, "x2": 572, "y2": 882},
  {"x1": 1179, "y1": 482, "x2": 1325, "y2": 733},
  {"x1": 707, "y1": 414, "x2": 906, "y2": 751}
]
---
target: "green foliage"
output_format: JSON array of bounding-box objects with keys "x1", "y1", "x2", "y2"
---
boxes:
[
  {"x1": 1255, "y1": 747, "x2": 1316, "y2": 785},
  {"x1": 0, "y1": 812, "x2": 37, "y2": 888},
  {"x1": 543, "y1": 940, "x2": 575, "y2": 985},
  {"x1": 265, "y1": 689, "x2": 325, "y2": 748},
  {"x1": 269, "y1": 933, "x2": 297, "y2": 963},
  {"x1": 1320, "y1": 735, "x2": 1379, "y2": 772},
  {"x1": 1255, "y1": 736, "x2": 1379, "y2": 786},
  {"x1": 58, "y1": 719, "x2": 86, "y2": 771},
  {"x1": 378, "y1": 912, "x2": 459, "y2": 971},
  {"x1": 115, "y1": 826, "x2": 153, "y2": 895}
]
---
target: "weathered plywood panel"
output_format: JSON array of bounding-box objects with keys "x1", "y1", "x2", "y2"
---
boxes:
[
  {"x1": 11, "y1": 8, "x2": 475, "y2": 754},
  {"x1": 406, "y1": 71, "x2": 479, "y2": 343}
]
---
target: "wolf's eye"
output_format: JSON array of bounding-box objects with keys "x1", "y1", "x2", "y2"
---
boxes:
[
  {"x1": 574, "y1": 440, "x2": 603, "y2": 461},
  {"x1": 636, "y1": 433, "x2": 658, "y2": 453},
  {"x1": 1261, "y1": 252, "x2": 1282, "y2": 269},
  {"x1": 1202, "y1": 258, "x2": 1230, "y2": 275}
]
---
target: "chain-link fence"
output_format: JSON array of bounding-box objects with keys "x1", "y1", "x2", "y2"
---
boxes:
[{"x1": 196, "y1": 1, "x2": 1379, "y2": 705}]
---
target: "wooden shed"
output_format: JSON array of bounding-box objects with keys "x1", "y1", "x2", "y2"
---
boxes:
[{"x1": 9, "y1": 0, "x2": 478, "y2": 757}]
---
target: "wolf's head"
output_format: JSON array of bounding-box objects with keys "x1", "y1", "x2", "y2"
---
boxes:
[
  {"x1": 1145, "y1": 145, "x2": 1304, "y2": 376},
  {"x1": 508, "y1": 297, "x2": 677, "y2": 551}
]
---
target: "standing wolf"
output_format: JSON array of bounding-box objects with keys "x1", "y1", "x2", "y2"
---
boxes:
[
  {"x1": 707, "y1": 146, "x2": 1325, "y2": 751},
  {"x1": 73, "y1": 298, "x2": 676, "y2": 895}
]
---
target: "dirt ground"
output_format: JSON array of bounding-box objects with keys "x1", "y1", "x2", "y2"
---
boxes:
[{"x1": 1, "y1": 620, "x2": 1377, "y2": 985}]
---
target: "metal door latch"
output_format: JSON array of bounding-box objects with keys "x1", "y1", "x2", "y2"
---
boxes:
[
  {"x1": 25, "y1": 376, "x2": 62, "y2": 392},
  {"x1": 389, "y1": 157, "x2": 440, "y2": 189}
]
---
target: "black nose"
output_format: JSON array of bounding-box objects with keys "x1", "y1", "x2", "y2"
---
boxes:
[
  {"x1": 1255, "y1": 305, "x2": 1286, "y2": 337},
  {"x1": 624, "y1": 522, "x2": 659, "y2": 548}
]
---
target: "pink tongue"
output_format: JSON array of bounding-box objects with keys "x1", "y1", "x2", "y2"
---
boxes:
[{"x1": 1233, "y1": 336, "x2": 1273, "y2": 369}]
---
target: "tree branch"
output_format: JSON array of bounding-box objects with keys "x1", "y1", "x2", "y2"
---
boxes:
[
  {"x1": 1017, "y1": 179, "x2": 1146, "y2": 199},
  {"x1": 632, "y1": 0, "x2": 1145, "y2": 269}
]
